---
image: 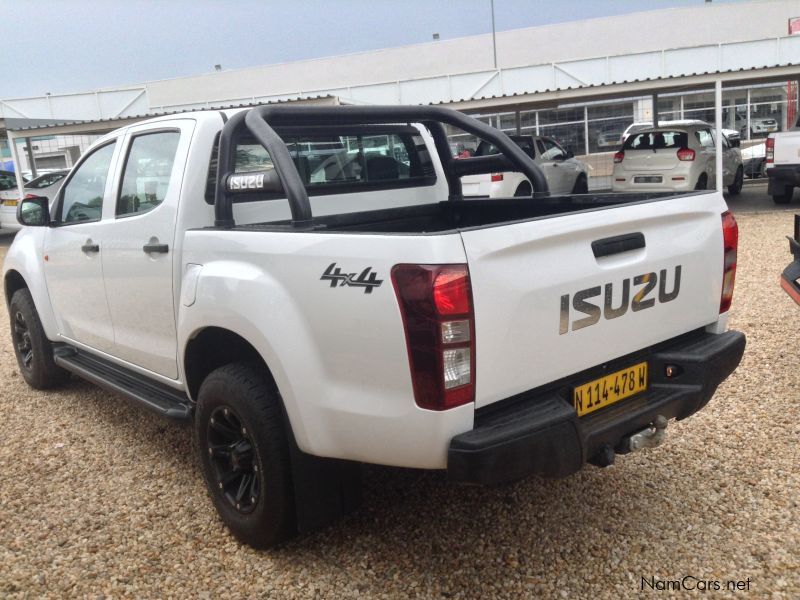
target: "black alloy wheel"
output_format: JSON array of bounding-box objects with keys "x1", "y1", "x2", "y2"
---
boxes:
[
  {"x1": 207, "y1": 405, "x2": 261, "y2": 514},
  {"x1": 12, "y1": 310, "x2": 34, "y2": 371},
  {"x1": 8, "y1": 288, "x2": 69, "y2": 389}
]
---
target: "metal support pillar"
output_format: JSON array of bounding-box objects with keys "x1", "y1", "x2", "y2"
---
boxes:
[
  {"x1": 652, "y1": 93, "x2": 659, "y2": 128},
  {"x1": 746, "y1": 89, "x2": 751, "y2": 141},
  {"x1": 7, "y1": 132, "x2": 26, "y2": 201},
  {"x1": 25, "y1": 137, "x2": 36, "y2": 179},
  {"x1": 583, "y1": 106, "x2": 590, "y2": 156},
  {"x1": 715, "y1": 79, "x2": 723, "y2": 192}
]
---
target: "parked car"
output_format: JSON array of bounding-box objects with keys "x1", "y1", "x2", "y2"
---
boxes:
[
  {"x1": 612, "y1": 123, "x2": 743, "y2": 194},
  {"x1": 0, "y1": 170, "x2": 69, "y2": 231},
  {"x1": 741, "y1": 142, "x2": 767, "y2": 179},
  {"x1": 0, "y1": 171, "x2": 29, "y2": 231},
  {"x1": 595, "y1": 127, "x2": 624, "y2": 149},
  {"x1": 4, "y1": 105, "x2": 745, "y2": 548},
  {"x1": 750, "y1": 117, "x2": 779, "y2": 136},
  {"x1": 765, "y1": 125, "x2": 800, "y2": 204},
  {"x1": 461, "y1": 134, "x2": 590, "y2": 196},
  {"x1": 0, "y1": 170, "x2": 27, "y2": 192}
]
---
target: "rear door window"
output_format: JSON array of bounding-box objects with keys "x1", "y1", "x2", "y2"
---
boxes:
[
  {"x1": 623, "y1": 131, "x2": 688, "y2": 150},
  {"x1": 117, "y1": 131, "x2": 181, "y2": 217}
]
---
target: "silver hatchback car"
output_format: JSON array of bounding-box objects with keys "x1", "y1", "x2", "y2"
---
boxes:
[{"x1": 612, "y1": 123, "x2": 743, "y2": 195}]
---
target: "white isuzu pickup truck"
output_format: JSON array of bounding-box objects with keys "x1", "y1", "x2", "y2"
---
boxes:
[
  {"x1": 4, "y1": 105, "x2": 745, "y2": 548},
  {"x1": 766, "y1": 121, "x2": 800, "y2": 204}
]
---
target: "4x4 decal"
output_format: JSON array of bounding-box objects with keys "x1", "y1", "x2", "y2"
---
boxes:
[{"x1": 320, "y1": 263, "x2": 383, "y2": 294}]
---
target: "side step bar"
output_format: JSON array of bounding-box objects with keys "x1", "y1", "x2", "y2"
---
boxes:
[{"x1": 53, "y1": 346, "x2": 192, "y2": 423}]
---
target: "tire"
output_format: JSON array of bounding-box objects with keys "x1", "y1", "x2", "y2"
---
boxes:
[
  {"x1": 694, "y1": 173, "x2": 708, "y2": 191},
  {"x1": 513, "y1": 182, "x2": 532, "y2": 197},
  {"x1": 195, "y1": 362, "x2": 295, "y2": 548},
  {"x1": 772, "y1": 185, "x2": 793, "y2": 205},
  {"x1": 9, "y1": 288, "x2": 69, "y2": 389},
  {"x1": 759, "y1": 159, "x2": 767, "y2": 179},
  {"x1": 571, "y1": 174, "x2": 589, "y2": 194},
  {"x1": 727, "y1": 167, "x2": 744, "y2": 196}
]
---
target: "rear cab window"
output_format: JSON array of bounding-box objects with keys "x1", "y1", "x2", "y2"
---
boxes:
[
  {"x1": 205, "y1": 127, "x2": 435, "y2": 203},
  {"x1": 623, "y1": 131, "x2": 688, "y2": 150}
]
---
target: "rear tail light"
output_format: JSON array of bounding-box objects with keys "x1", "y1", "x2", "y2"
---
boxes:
[
  {"x1": 720, "y1": 211, "x2": 738, "y2": 313},
  {"x1": 613, "y1": 151, "x2": 624, "y2": 164},
  {"x1": 23, "y1": 194, "x2": 39, "y2": 200},
  {"x1": 766, "y1": 136, "x2": 774, "y2": 164},
  {"x1": 490, "y1": 173, "x2": 504, "y2": 182},
  {"x1": 392, "y1": 264, "x2": 475, "y2": 410},
  {"x1": 677, "y1": 147, "x2": 696, "y2": 162}
]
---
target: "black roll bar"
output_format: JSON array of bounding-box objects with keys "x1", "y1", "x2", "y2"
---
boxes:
[{"x1": 214, "y1": 105, "x2": 550, "y2": 229}]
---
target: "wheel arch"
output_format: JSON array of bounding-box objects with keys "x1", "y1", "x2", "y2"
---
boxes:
[
  {"x1": 183, "y1": 326, "x2": 276, "y2": 402},
  {"x1": 4, "y1": 269, "x2": 28, "y2": 307}
]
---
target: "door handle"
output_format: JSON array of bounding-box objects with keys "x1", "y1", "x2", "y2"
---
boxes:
[
  {"x1": 143, "y1": 242, "x2": 169, "y2": 254},
  {"x1": 81, "y1": 241, "x2": 99, "y2": 254}
]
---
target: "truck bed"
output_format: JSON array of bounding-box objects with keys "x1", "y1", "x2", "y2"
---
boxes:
[{"x1": 236, "y1": 191, "x2": 702, "y2": 235}]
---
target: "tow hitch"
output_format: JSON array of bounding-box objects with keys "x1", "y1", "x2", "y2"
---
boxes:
[{"x1": 624, "y1": 415, "x2": 668, "y2": 452}]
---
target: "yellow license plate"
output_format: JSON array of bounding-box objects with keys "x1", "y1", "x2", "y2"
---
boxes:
[
  {"x1": 4, "y1": 200, "x2": 17, "y2": 207},
  {"x1": 573, "y1": 362, "x2": 648, "y2": 417}
]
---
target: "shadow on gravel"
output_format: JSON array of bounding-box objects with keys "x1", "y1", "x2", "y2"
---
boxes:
[{"x1": 54, "y1": 373, "x2": 672, "y2": 588}]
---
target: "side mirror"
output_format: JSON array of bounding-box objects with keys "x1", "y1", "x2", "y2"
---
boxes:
[
  {"x1": 729, "y1": 138, "x2": 741, "y2": 148},
  {"x1": 17, "y1": 196, "x2": 50, "y2": 227}
]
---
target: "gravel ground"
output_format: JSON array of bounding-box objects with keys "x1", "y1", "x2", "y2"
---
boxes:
[{"x1": 1, "y1": 204, "x2": 799, "y2": 598}]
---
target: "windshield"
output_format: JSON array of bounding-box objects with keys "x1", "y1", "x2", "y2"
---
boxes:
[{"x1": 623, "y1": 131, "x2": 688, "y2": 151}]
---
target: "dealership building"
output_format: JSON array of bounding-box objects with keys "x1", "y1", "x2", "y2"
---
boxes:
[{"x1": 1, "y1": 0, "x2": 799, "y2": 188}]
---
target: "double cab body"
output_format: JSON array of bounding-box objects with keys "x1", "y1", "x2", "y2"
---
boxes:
[{"x1": 4, "y1": 105, "x2": 745, "y2": 547}]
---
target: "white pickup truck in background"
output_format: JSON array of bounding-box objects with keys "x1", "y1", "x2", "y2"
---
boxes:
[
  {"x1": 3, "y1": 105, "x2": 745, "y2": 548},
  {"x1": 766, "y1": 121, "x2": 800, "y2": 204}
]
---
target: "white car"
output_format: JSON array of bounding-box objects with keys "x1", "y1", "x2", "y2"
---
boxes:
[
  {"x1": 612, "y1": 124, "x2": 743, "y2": 194},
  {"x1": 0, "y1": 170, "x2": 69, "y2": 231},
  {"x1": 741, "y1": 142, "x2": 766, "y2": 178},
  {"x1": 461, "y1": 135, "x2": 590, "y2": 196},
  {"x1": 4, "y1": 105, "x2": 744, "y2": 548}
]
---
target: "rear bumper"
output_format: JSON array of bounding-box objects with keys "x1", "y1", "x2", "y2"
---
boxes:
[
  {"x1": 447, "y1": 330, "x2": 746, "y2": 485},
  {"x1": 767, "y1": 165, "x2": 800, "y2": 193}
]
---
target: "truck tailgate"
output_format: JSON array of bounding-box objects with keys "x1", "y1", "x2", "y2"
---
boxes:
[
  {"x1": 460, "y1": 192, "x2": 726, "y2": 408},
  {"x1": 773, "y1": 130, "x2": 800, "y2": 165}
]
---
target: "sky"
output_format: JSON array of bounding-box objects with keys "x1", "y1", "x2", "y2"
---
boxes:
[{"x1": 0, "y1": 0, "x2": 748, "y2": 98}]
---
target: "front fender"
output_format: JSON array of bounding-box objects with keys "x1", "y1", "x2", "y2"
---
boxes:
[{"x1": 2, "y1": 228, "x2": 59, "y2": 340}]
